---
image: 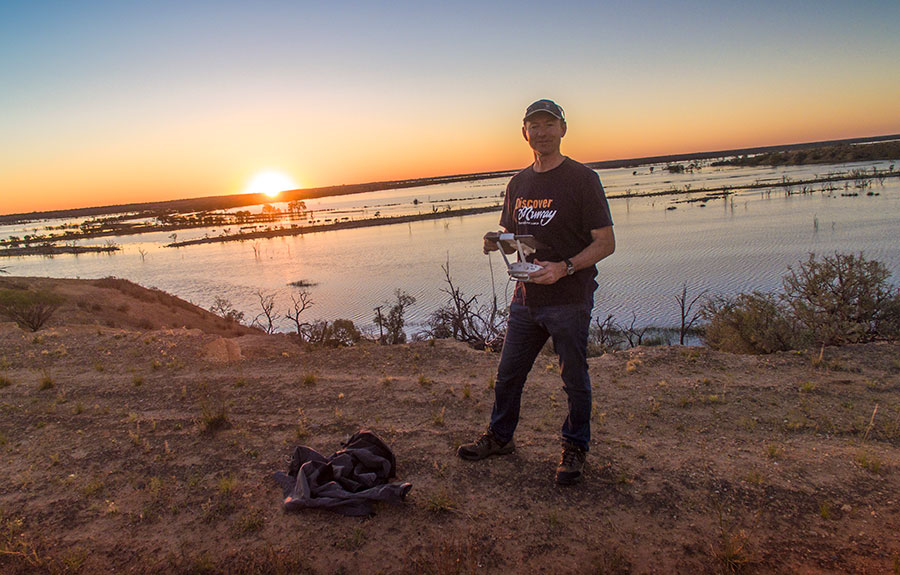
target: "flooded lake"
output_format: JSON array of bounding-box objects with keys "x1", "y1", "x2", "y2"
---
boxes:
[{"x1": 3, "y1": 159, "x2": 899, "y2": 337}]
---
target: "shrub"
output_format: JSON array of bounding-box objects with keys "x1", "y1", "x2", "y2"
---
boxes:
[
  {"x1": 210, "y1": 297, "x2": 245, "y2": 324},
  {"x1": 373, "y1": 289, "x2": 415, "y2": 345},
  {"x1": 588, "y1": 314, "x2": 624, "y2": 354},
  {"x1": 296, "y1": 319, "x2": 359, "y2": 346},
  {"x1": 782, "y1": 253, "x2": 900, "y2": 345},
  {"x1": 702, "y1": 253, "x2": 900, "y2": 353},
  {"x1": 0, "y1": 288, "x2": 64, "y2": 331},
  {"x1": 702, "y1": 292, "x2": 802, "y2": 354},
  {"x1": 299, "y1": 319, "x2": 328, "y2": 344},
  {"x1": 326, "y1": 319, "x2": 361, "y2": 346},
  {"x1": 880, "y1": 294, "x2": 900, "y2": 340},
  {"x1": 251, "y1": 290, "x2": 279, "y2": 334}
]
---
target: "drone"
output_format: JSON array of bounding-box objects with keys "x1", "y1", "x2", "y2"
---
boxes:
[{"x1": 487, "y1": 232, "x2": 544, "y2": 282}]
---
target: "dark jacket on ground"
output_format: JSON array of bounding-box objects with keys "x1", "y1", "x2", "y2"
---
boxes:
[{"x1": 274, "y1": 430, "x2": 412, "y2": 516}]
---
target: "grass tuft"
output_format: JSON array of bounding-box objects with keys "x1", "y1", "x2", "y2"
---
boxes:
[
  {"x1": 855, "y1": 451, "x2": 883, "y2": 474},
  {"x1": 217, "y1": 474, "x2": 236, "y2": 496},
  {"x1": 431, "y1": 406, "x2": 446, "y2": 427},
  {"x1": 425, "y1": 488, "x2": 456, "y2": 514},
  {"x1": 199, "y1": 385, "x2": 231, "y2": 435},
  {"x1": 38, "y1": 369, "x2": 54, "y2": 390},
  {"x1": 235, "y1": 508, "x2": 266, "y2": 535}
]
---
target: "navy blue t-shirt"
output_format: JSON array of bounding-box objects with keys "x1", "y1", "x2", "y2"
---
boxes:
[{"x1": 500, "y1": 157, "x2": 613, "y2": 307}]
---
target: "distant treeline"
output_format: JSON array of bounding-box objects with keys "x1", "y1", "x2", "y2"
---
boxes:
[{"x1": 712, "y1": 140, "x2": 900, "y2": 167}]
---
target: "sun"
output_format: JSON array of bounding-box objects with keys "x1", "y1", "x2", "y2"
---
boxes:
[{"x1": 243, "y1": 170, "x2": 298, "y2": 199}]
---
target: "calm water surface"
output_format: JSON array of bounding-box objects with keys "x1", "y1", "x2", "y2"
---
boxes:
[{"x1": 3, "y1": 160, "x2": 898, "y2": 335}]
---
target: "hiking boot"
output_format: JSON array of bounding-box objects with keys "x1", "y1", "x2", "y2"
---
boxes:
[
  {"x1": 457, "y1": 431, "x2": 515, "y2": 461},
  {"x1": 556, "y1": 442, "x2": 586, "y2": 485}
]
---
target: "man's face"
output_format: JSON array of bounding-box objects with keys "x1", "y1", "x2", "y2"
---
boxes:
[{"x1": 522, "y1": 112, "x2": 567, "y2": 156}]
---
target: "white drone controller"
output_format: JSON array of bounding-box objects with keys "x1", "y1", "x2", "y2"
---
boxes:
[{"x1": 491, "y1": 232, "x2": 543, "y2": 282}]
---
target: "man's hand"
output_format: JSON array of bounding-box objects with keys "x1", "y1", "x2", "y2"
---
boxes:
[
  {"x1": 483, "y1": 231, "x2": 501, "y2": 255},
  {"x1": 529, "y1": 260, "x2": 566, "y2": 284}
]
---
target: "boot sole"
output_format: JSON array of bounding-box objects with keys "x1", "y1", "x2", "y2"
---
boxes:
[
  {"x1": 555, "y1": 471, "x2": 583, "y2": 485},
  {"x1": 457, "y1": 446, "x2": 515, "y2": 461}
]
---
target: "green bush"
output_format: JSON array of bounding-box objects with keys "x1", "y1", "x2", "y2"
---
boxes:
[
  {"x1": 373, "y1": 289, "x2": 415, "y2": 345},
  {"x1": 879, "y1": 294, "x2": 900, "y2": 341},
  {"x1": 326, "y1": 319, "x2": 361, "y2": 346},
  {"x1": 210, "y1": 296, "x2": 245, "y2": 324},
  {"x1": 702, "y1": 253, "x2": 900, "y2": 353},
  {"x1": 783, "y1": 253, "x2": 900, "y2": 345},
  {"x1": 0, "y1": 288, "x2": 64, "y2": 331}
]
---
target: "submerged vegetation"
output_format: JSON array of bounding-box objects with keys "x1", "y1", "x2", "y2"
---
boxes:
[{"x1": 713, "y1": 140, "x2": 900, "y2": 168}]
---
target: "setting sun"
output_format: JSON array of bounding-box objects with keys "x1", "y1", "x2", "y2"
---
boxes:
[{"x1": 243, "y1": 171, "x2": 298, "y2": 199}]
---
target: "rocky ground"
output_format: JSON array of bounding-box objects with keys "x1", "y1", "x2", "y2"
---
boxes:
[{"x1": 1, "y1": 277, "x2": 899, "y2": 574}]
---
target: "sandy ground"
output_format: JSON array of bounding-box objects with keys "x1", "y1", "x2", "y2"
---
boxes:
[{"x1": 1, "y1": 277, "x2": 899, "y2": 574}]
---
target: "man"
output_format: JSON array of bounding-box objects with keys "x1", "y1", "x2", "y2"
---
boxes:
[{"x1": 457, "y1": 99, "x2": 615, "y2": 485}]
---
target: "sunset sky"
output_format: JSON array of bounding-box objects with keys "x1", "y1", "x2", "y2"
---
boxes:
[{"x1": 2, "y1": 1, "x2": 899, "y2": 215}]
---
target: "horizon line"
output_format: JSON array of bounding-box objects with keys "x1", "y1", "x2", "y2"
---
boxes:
[{"x1": 3, "y1": 132, "x2": 898, "y2": 222}]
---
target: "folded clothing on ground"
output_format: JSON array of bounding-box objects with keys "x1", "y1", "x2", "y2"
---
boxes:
[{"x1": 273, "y1": 429, "x2": 412, "y2": 516}]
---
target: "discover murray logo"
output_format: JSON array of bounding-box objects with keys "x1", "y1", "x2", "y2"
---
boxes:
[{"x1": 514, "y1": 197, "x2": 557, "y2": 226}]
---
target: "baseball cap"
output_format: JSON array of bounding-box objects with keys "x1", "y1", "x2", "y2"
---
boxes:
[{"x1": 524, "y1": 99, "x2": 565, "y2": 122}]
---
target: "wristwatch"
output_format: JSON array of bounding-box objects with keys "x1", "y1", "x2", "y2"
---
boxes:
[{"x1": 564, "y1": 258, "x2": 575, "y2": 276}]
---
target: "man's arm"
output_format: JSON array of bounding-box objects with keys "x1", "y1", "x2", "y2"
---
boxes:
[{"x1": 529, "y1": 226, "x2": 615, "y2": 285}]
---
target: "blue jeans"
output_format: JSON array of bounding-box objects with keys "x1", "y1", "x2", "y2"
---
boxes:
[{"x1": 489, "y1": 302, "x2": 593, "y2": 451}]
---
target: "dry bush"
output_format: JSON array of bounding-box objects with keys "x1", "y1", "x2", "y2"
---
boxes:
[
  {"x1": 296, "y1": 319, "x2": 360, "y2": 346},
  {"x1": 0, "y1": 288, "x2": 64, "y2": 331},
  {"x1": 198, "y1": 384, "x2": 232, "y2": 435},
  {"x1": 426, "y1": 261, "x2": 506, "y2": 350},
  {"x1": 702, "y1": 292, "x2": 802, "y2": 354}
]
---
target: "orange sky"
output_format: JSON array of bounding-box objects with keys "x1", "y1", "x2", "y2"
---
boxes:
[{"x1": 2, "y1": 2, "x2": 899, "y2": 215}]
